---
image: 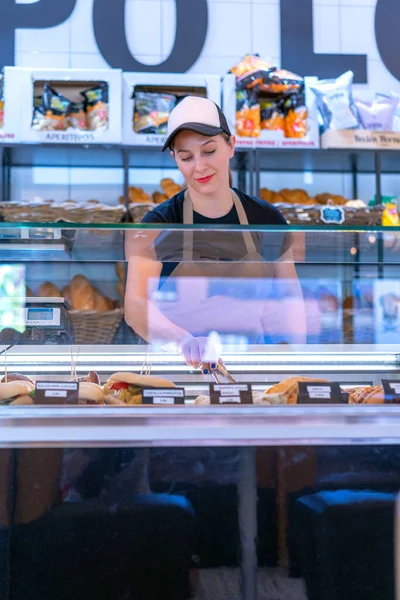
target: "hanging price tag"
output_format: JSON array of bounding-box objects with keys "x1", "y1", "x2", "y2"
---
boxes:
[
  {"x1": 382, "y1": 380, "x2": 400, "y2": 404},
  {"x1": 210, "y1": 383, "x2": 253, "y2": 405},
  {"x1": 141, "y1": 387, "x2": 185, "y2": 405},
  {"x1": 34, "y1": 381, "x2": 79, "y2": 405},
  {"x1": 298, "y1": 382, "x2": 345, "y2": 404}
]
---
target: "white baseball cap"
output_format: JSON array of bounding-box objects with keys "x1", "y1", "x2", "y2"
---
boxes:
[{"x1": 162, "y1": 96, "x2": 231, "y2": 151}]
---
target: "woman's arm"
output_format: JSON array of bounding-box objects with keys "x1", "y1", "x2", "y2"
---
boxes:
[
  {"x1": 262, "y1": 241, "x2": 307, "y2": 345},
  {"x1": 124, "y1": 230, "x2": 192, "y2": 348}
]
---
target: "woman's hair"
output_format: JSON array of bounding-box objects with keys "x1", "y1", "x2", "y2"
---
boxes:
[{"x1": 172, "y1": 131, "x2": 234, "y2": 187}]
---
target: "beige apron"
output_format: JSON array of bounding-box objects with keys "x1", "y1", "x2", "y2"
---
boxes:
[{"x1": 152, "y1": 190, "x2": 275, "y2": 341}]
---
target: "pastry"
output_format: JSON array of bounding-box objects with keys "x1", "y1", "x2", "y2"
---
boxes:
[
  {"x1": 315, "y1": 193, "x2": 347, "y2": 206},
  {"x1": 38, "y1": 282, "x2": 61, "y2": 298},
  {"x1": 152, "y1": 191, "x2": 168, "y2": 204},
  {"x1": 70, "y1": 275, "x2": 95, "y2": 311}
]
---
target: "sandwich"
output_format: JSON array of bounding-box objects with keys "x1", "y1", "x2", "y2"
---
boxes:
[
  {"x1": 348, "y1": 385, "x2": 384, "y2": 404},
  {"x1": 0, "y1": 373, "x2": 35, "y2": 405},
  {"x1": 104, "y1": 372, "x2": 176, "y2": 405},
  {"x1": 267, "y1": 376, "x2": 330, "y2": 404}
]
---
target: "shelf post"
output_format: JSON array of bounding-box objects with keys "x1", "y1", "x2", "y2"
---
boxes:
[
  {"x1": 374, "y1": 151, "x2": 382, "y2": 205},
  {"x1": 122, "y1": 148, "x2": 130, "y2": 222}
]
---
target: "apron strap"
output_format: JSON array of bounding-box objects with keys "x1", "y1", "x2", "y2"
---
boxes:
[{"x1": 183, "y1": 189, "x2": 258, "y2": 260}]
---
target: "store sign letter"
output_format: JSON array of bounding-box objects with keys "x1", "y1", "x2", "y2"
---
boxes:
[
  {"x1": 93, "y1": 0, "x2": 208, "y2": 72},
  {"x1": 0, "y1": 0, "x2": 77, "y2": 69},
  {"x1": 280, "y1": 0, "x2": 367, "y2": 83},
  {"x1": 375, "y1": 0, "x2": 400, "y2": 82}
]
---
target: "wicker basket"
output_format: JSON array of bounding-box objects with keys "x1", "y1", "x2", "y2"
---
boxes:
[
  {"x1": 278, "y1": 204, "x2": 384, "y2": 226},
  {"x1": 0, "y1": 201, "x2": 127, "y2": 224},
  {"x1": 70, "y1": 309, "x2": 124, "y2": 344}
]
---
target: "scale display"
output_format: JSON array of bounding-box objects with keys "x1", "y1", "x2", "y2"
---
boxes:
[{"x1": 27, "y1": 308, "x2": 54, "y2": 321}]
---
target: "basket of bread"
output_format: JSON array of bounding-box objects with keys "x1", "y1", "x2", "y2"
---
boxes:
[
  {"x1": 33, "y1": 267, "x2": 125, "y2": 345},
  {"x1": 0, "y1": 198, "x2": 126, "y2": 225},
  {"x1": 260, "y1": 187, "x2": 384, "y2": 226},
  {"x1": 122, "y1": 177, "x2": 182, "y2": 222}
]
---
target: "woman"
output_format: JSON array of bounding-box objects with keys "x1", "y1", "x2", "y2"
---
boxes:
[{"x1": 125, "y1": 96, "x2": 306, "y2": 372}]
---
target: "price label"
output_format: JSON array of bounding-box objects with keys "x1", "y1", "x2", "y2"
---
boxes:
[
  {"x1": 210, "y1": 383, "x2": 253, "y2": 405},
  {"x1": 34, "y1": 381, "x2": 79, "y2": 405},
  {"x1": 382, "y1": 380, "x2": 400, "y2": 404},
  {"x1": 141, "y1": 388, "x2": 185, "y2": 405},
  {"x1": 298, "y1": 382, "x2": 345, "y2": 404}
]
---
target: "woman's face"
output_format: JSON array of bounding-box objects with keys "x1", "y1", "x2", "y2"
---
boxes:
[{"x1": 171, "y1": 131, "x2": 235, "y2": 194}]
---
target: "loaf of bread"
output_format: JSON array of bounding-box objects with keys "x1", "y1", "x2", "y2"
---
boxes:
[
  {"x1": 115, "y1": 262, "x2": 125, "y2": 282},
  {"x1": 62, "y1": 285, "x2": 72, "y2": 306},
  {"x1": 260, "y1": 188, "x2": 285, "y2": 204},
  {"x1": 267, "y1": 376, "x2": 330, "y2": 404},
  {"x1": 117, "y1": 280, "x2": 125, "y2": 300},
  {"x1": 26, "y1": 286, "x2": 34, "y2": 298},
  {"x1": 93, "y1": 289, "x2": 114, "y2": 312},
  {"x1": 70, "y1": 275, "x2": 95, "y2": 311},
  {"x1": 38, "y1": 282, "x2": 62, "y2": 298}
]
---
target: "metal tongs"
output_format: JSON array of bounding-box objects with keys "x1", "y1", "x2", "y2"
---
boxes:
[{"x1": 209, "y1": 362, "x2": 237, "y2": 384}]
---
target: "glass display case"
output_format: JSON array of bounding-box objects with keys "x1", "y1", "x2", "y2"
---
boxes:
[{"x1": 1, "y1": 222, "x2": 400, "y2": 600}]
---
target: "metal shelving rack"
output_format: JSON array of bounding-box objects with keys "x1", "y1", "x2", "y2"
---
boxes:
[{"x1": 0, "y1": 144, "x2": 395, "y2": 212}]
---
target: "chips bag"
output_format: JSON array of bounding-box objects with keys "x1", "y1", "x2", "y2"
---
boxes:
[
  {"x1": 309, "y1": 71, "x2": 359, "y2": 131},
  {"x1": 356, "y1": 96, "x2": 398, "y2": 131},
  {"x1": 81, "y1": 83, "x2": 109, "y2": 131},
  {"x1": 133, "y1": 91, "x2": 176, "y2": 134},
  {"x1": 260, "y1": 98, "x2": 285, "y2": 131},
  {"x1": 32, "y1": 84, "x2": 71, "y2": 131},
  {"x1": 230, "y1": 54, "x2": 276, "y2": 91},
  {"x1": 236, "y1": 90, "x2": 260, "y2": 137},
  {"x1": 68, "y1": 102, "x2": 87, "y2": 130}
]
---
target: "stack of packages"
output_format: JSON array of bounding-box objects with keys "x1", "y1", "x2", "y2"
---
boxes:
[
  {"x1": 32, "y1": 82, "x2": 109, "y2": 132},
  {"x1": 229, "y1": 54, "x2": 308, "y2": 139},
  {"x1": 132, "y1": 91, "x2": 177, "y2": 135}
]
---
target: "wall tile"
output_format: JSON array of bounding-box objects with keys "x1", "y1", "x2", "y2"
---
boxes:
[
  {"x1": 204, "y1": 3, "x2": 252, "y2": 57},
  {"x1": 69, "y1": 52, "x2": 109, "y2": 69},
  {"x1": 189, "y1": 55, "x2": 240, "y2": 75},
  {"x1": 15, "y1": 51, "x2": 70, "y2": 68},
  {"x1": 125, "y1": 0, "x2": 162, "y2": 59},
  {"x1": 313, "y1": 5, "x2": 341, "y2": 53},
  {"x1": 252, "y1": 3, "x2": 280, "y2": 58},
  {"x1": 70, "y1": 0, "x2": 98, "y2": 54},
  {"x1": 340, "y1": 0, "x2": 376, "y2": 6},
  {"x1": 341, "y1": 6, "x2": 379, "y2": 60},
  {"x1": 15, "y1": 20, "x2": 70, "y2": 54},
  {"x1": 161, "y1": 0, "x2": 176, "y2": 60},
  {"x1": 368, "y1": 59, "x2": 400, "y2": 93}
]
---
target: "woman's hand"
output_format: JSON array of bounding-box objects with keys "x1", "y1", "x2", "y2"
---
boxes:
[{"x1": 178, "y1": 336, "x2": 223, "y2": 374}]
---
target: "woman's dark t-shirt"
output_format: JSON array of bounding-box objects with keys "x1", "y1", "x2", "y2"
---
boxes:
[{"x1": 141, "y1": 188, "x2": 289, "y2": 282}]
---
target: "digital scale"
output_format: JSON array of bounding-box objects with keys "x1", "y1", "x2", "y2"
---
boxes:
[
  {"x1": 0, "y1": 227, "x2": 76, "y2": 261},
  {"x1": 23, "y1": 298, "x2": 75, "y2": 344}
]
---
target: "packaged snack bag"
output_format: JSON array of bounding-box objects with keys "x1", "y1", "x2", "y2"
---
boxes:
[
  {"x1": 133, "y1": 91, "x2": 176, "y2": 134},
  {"x1": 68, "y1": 102, "x2": 87, "y2": 130},
  {"x1": 355, "y1": 96, "x2": 398, "y2": 131},
  {"x1": 32, "y1": 84, "x2": 71, "y2": 131},
  {"x1": 236, "y1": 89, "x2": 260, "y2": 137},
  {"x1": 81, "y1": 82, "x2": 109, "y2": 131},
  {"x1": 309, "y1": 71, "x2": 359, "y2": 131}
]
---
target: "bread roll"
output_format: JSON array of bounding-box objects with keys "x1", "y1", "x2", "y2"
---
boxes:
[
  {"x1": 38, "y1": 282, "x2": 61, "y2": 298},
  {"x1": 115, "y1": 262, "x2": 125, "y2": 281},
  {"x1": 267, "y1": 376, "x2": 330, "y2": 404},
  {"x1": 315, "y1": 193, "x2": 347, "y2": 206},
  {"x1": 152, "y1": 191, "x2": 168, "y2": 204},
  {"x1": 117, "y1": 280, "x2": 125, "y2": 300},
  {"x1": 62, "y1": 285, "x2": 72, "y2": 306},
  {"x1": 93, "y1": 289, "x2": 114, "y2": 312},
  {"x1": 70, "y1": 275, "x2": 95, "y2": 311},
  {"x1": 160, "y1": 178, "x2": 181, "y2": 199},
  {"x1": 26, "y1": 286, "x2": 34, "y2": 298}
]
